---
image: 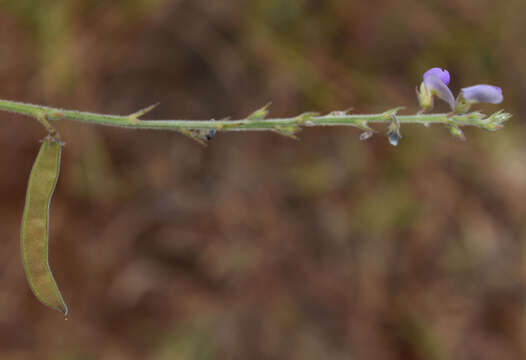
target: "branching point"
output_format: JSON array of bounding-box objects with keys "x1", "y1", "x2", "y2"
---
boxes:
[{"x1": 129, "y1": 103, "x2": 160, "y2": 122}]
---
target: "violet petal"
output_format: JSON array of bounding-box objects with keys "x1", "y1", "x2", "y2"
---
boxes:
[
  {"x1": 460, "y1": 85, "x2": 503, "y2": 104},
  {"x1": 423, "y1": 75, "x2": 456, "y2": 110},
  {"x1": 423, "y1": 67, "x2": 450, "y2": 86}
]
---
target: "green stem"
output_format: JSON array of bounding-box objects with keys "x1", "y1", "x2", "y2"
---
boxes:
[{"x1": 0, "y1": 99, "x2": 511, "y2": 136}]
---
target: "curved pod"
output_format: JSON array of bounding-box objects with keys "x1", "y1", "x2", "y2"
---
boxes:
[{"x1": 21, "y1": 137, "x2": 68, "y2": 315}]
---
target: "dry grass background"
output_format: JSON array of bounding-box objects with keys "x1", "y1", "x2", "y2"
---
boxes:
[{"x1": 1, "y1": 1, "x2": 526, "y2": 359}]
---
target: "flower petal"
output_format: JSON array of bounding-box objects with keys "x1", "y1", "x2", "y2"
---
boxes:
[
  {"x1": 423, "y1": 67, "x2": 450, "y2": 86},
  {"x1": 423, "y1": 75, "x2": 456, "y2": 110},
  {"x1": 460, "y1": 85, "x2": 503, "y2": 104}
]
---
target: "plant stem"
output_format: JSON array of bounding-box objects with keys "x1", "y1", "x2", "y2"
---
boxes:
[{"x1": 0, "y1": 99, "x2": 511, "y2": 138}]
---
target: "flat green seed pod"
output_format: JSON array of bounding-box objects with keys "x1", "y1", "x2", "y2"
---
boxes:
[{"x1": 21, "y1": 137, "x2": 68, "y2": 315}]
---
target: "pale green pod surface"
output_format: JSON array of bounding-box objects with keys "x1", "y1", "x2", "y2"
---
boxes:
[{"x1": 21, "y1": 137, "x2": 68, "y2": 315}]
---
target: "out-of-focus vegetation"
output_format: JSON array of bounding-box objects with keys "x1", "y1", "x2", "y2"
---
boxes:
[{"x1": 1, "y1": 1, "x2": 525, "y2": 359}]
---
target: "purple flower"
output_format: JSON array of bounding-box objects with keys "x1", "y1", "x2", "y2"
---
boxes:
[
  {"x1": 418, "y1": 67, "x2": 504, "y2": 113},
  {"x1": 417, "y1": 67, "x2": 456, "y2": 111},
  {"x1": 460, "y1": 85, "x2": 503, "y2": 104}
]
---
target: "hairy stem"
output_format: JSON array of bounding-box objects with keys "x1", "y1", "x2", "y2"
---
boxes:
[{"x1": 0, "y1": 99, "x2": 511, "y2": 139}]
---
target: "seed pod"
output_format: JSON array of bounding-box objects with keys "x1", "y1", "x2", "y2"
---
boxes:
[{"x1": 20, "y1": 137, "x2": 68, "y2": 315}]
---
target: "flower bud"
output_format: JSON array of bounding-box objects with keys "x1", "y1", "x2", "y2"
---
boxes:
[
  {"x1": 448, "y1": 125, "x2": 465, "y2": 140},
  {"x1": 386, "y1": 115, "x2": 402, "y2": 146}
]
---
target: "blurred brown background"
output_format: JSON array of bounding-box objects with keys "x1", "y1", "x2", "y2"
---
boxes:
[{"x1": 1, "y1": 1, "x2": 526, "y2": 359}]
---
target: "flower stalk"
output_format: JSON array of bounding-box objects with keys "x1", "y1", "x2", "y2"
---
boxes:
[{"x1": 0, "y1": 98, "x2": 511, "y2": 144}]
